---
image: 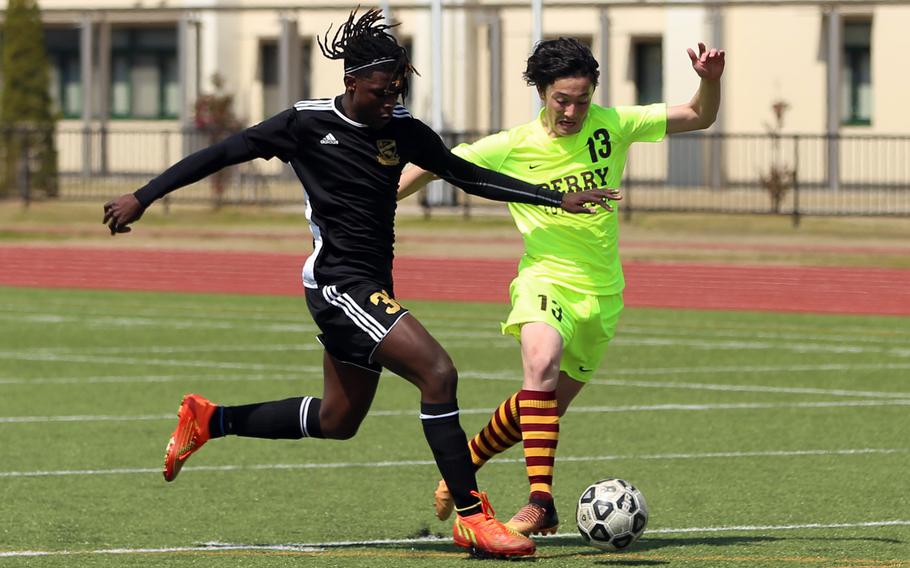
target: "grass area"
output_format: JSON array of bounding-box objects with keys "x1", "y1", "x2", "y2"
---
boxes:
[
  {"x1": 3, "y1": 199, "x2": 910, "y2": 267},
  {"x1": 1, "y1": 286, "x2": 908, "y2": 566}
]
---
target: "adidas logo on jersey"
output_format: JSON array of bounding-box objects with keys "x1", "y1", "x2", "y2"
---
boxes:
[{"x1": 320, "y1": 133, "x2": 339, "y2": 145}]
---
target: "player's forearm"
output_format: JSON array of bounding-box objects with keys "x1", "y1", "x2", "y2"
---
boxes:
[
  {"x1": 435, "y1": 153, "x2": 563, "y2": 207},
  {"x1": 133, "y1": 133, "x2": 255, "y2": 207},
  {"x1": 397, "y1": 166, "x2": 437, "y2": 202},
  {"x1": 689, "y1": 77, "x2": 721, "y2": 129}
]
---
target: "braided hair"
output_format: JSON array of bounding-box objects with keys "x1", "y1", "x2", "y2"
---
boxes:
[
  {"x1": 318, "y1": 8, "x2": 416, "y2": 98},
  {"x1": 524, "y1": 37, "x2": 600, "y2": 91}
]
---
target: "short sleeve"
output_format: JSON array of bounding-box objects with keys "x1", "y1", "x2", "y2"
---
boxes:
[
  {"x1": 612, "y1": 103, "x2": 667, "y2": 143},
  {"x1": 452, "y1": 130, "x2": 512, "y2": 170},
  {"x1": 242, "y1": 108, "x2": 300, "y2": 162}
]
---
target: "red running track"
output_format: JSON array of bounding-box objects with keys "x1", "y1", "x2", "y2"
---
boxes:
[{"x1": 1, "y1": 245, "x2": 908, "y2": 316}]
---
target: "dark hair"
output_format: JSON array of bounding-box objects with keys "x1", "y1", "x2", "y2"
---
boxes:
[
  {"x1": 318, "y1": 8, "x2": 417, "y2": 98},
  {"x1": 523, "y1": 37, "x2": 600, "y2": 90}
]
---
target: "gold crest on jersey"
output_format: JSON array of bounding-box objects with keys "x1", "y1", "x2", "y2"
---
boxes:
[{"x1": 376, "y1": 139, "x2": 400, "y2": 166}]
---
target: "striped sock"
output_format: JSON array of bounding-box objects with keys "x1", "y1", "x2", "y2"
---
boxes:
[
  {"x1": 468, "y1": 392, "x2": 523, "y2": 469},
  {"x1": 518, "y1": 389, "x2": 559, "y2": 503},
  {"x1": 213, "y1": 396, "x2": 323, "y2": 439}
]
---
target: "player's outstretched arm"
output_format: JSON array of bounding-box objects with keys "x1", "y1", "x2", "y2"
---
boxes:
[
  {"x1": 408, "y1": 149, "x2": 622, "y2": 213},
  {"x1": 101, "y1": 132, "x2": 259, "y2": 235},
  {"x1": 415, "y1": 140, "x2": 620, "y2": 214},
  {"x1": 667, "y1": 42, "x2": 725, "y2": 135}
]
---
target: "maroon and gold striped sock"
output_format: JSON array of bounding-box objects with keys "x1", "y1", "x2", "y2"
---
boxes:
[
  {"x1": 517, "y1": 389, "x2": 559, "y2": 503},
  {"x1": 468, "y1": 392, "x2": 522, "y2": 469}
]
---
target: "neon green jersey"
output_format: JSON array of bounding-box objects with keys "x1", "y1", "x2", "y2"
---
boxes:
[{"x1": 453, "y1": 103, "x2": 666, "y2": 295}]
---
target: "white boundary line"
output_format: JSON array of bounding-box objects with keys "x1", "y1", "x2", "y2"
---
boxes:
[
  {"x1": 3, "y1": 399, "x2": 910, "y2": 424},
  {"x1": 4, "y1": 303, "x2": 908, "y2": 338},
  {"x1": 3, "y1": 366, "x2": 910, "y2": 399},
  {"x1": 1, "y1": 448, "x2": 904, "y2": 478},
  {"x1": 1, "y1": 520, "x2": 908, "y2": 557},
  {"x1": 5, "y1": 333, "x2": 910, "y2": 359}
]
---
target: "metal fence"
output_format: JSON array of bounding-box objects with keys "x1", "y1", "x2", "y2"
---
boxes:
[{"x1": 4, "y1": 126, "x2": 910, "y2": 221}]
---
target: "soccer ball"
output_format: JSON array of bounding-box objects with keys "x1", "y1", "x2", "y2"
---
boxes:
[{"x1": 576, "y1": 478, "x2": 648, "y2": 550}]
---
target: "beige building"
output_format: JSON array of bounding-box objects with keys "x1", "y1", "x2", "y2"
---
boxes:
[{"x1": 3, "y1": 0, "x2": 908, "y2": 212}]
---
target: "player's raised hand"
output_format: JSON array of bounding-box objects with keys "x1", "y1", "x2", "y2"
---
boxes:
[
  {"x1": 102, "y1": 193, "x2": 144, "y2": 235},
  {"x1": 560, "y1": 188, "x2": 623, "y2": 214},
  {"x1": 687, "y1": 42, "x2": 725, "y2": 81}
]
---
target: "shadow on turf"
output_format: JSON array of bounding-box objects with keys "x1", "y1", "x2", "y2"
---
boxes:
[
  {"x1": 362, "y1": 533, "x2": 781, "y2": 563},
  {"x1": 539, "y1": 533, "x2": 780, "y2": 553},
  {"x1": 788, "y1": 535, "x2": 905, "y2": 545}
]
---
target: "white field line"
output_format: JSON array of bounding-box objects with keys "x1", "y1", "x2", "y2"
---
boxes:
[
  {"x1": 0, "y1": 303, "x2": 309, "y2": 319},
  {"x1": 3, "y1": 367, "x2": 910, "y2": 400},
  {"x1": 0, "y1": 353, "x2": 309, "y2": 372},
  {"x1": 8, "y1": 335, "x2": 910, "y2": 357},
  {"x1": 4, "y1": 399, "x2": 910, "y2": 425},
  {"x1": 609, "y1": 337, "x2": 910, "y2": 358},
  {"x1": 4, "y1": 349, "x2": 910, "y2": 378},
  {"x1": 6, "y1": 344, "x2": 321, "y2": 356},
  {"x1": 0, "y1": 373, "x2": 318, "y2": 385},
  {"x1": 5, "y1": 332, "x2": 910, "y2": 358},
  {"x1": 1, "y1": 448, "x2": 905, "y2": 478},
  {"x1": 1, "y1": 519, "x2": 909, "y2": 558},
  {"x1": 619, "y1": 326, "x2": 910, "y2": 346},
  {"x1": 5, "y1": 303, "x2": 910, "y2": 340},
  {"x1": 5, "y1": 308, "x2": 910, "y2": 353},
  {"x1": 623, "y1": 318, "x2": 910, "y2": 339},
  {"x1": 0, "y1": 313, "x2": 315, "y2": 334},
  {"x1": 596, "y1": 378, "x2": 910, "y2": 399}
]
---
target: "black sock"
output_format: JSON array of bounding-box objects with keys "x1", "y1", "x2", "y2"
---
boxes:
[
  {"x1": 209, "y1": 396, "x2": 323, "y2": 439},
  {"x1": 420, "y1": 401, "x2": 482, "y2": 517}
]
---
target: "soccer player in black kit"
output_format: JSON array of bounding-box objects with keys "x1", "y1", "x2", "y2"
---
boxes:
[{"x1": 103, "y1": 9, "x2": 616, "y2": 558}]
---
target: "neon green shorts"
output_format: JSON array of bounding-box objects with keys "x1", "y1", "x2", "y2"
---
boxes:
[{"x1": 502, "y1": 274, "x2": 624, "y2": 383}]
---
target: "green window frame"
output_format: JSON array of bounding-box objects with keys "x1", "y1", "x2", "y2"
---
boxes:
[
  {"x1": 110, "y1": 27, "x2": 178, "y2": 120},
  {"x1": 841, "y1": 20, "x2": 872, "y2": 126},
  {"x1": 634, "y1": 38, "x2": 663, "y2": 106},
  {"x1": 45, "y1": 28, "x2": 82, "y2": 119}
]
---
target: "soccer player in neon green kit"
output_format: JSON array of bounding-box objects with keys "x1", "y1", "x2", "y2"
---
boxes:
[{"x1": 398, "y1": 38, "x2": 725, "y2": 535}]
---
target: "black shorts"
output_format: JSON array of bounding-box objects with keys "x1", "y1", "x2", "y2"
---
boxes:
[{"x1": 304, "y1": 282, "x2": 410, "y2": 373}]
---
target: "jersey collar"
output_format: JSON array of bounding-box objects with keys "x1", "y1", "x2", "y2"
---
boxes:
[{"x1": 333, "y1": 95, "x2": 369, "y2": 128}]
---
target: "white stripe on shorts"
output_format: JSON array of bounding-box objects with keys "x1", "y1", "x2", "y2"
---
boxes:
[{"x1": 322, "y1": 286, "x2": 387, "y2": 343}]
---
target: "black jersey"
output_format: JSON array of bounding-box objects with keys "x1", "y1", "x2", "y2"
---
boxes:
[{"x1": 134, "y1": 96, "x2": 565, "y2": 290}]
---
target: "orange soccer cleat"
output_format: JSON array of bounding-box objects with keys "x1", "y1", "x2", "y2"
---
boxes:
[
  {"x1": 434, "y1": 479, "x2": 454, "y2": 520},
  {"x1": 162, "y1": 393, "x2": 217, "y2": 482},
  {"x1": 452, "y1": 490, "x2": 536, "y2": 558},
  {"x1": 505, "y1": 501, "x2": 560, "y2": 536}
]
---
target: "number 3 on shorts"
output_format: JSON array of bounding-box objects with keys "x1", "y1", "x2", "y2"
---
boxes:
[{"x1": 370, "y1": 290, "x2": 402, "y2": 314}]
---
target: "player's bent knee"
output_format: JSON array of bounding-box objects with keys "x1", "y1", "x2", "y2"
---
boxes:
[
  {"x1": 320, "y1": 420, "x2": 361, "y2": 440},
  {"x1": 419, "y1": 361, "x2": 459, "y2": 402},
  {"x1": 318, "y1": 410, "x2": 365, "y2": 440}
]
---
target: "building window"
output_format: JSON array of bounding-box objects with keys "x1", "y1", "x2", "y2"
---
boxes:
[
  {"x1": 842, "y1": 20, "x2": 871, "y2": 125},
  {"x1": 259, "y1": 38, "x2": 313, "y2": 118},
  {"x1": 634, "y1": 38, "x2": 663, "y2": 105},
  {"x1": 45, "y1": 28, "x2": 82, "y2": 118},
  {"x1": 110, "y1": 27, "x2": 178, "y2": 119}
]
